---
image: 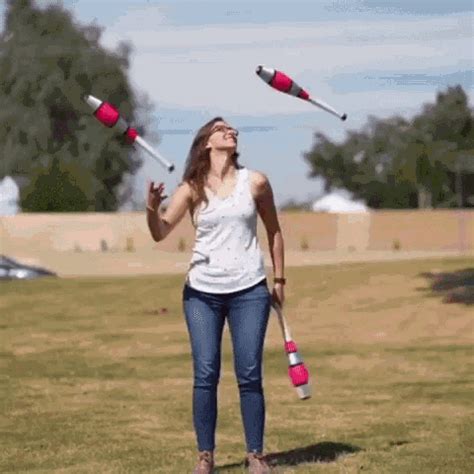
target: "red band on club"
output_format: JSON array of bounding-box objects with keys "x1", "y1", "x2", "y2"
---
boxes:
[
  {"x1": 298, "y1": 89, "x2": 310, "y2": 100},
  {"x1": 271, "y1": 71, "x2": 293, "y2": 93},
  {"x1": 289, "y1": 363, "x2": 309, "y2": 386},
  {"x1": 95, "y1": 102, "x2": 120, "y2": 127},
  {"x1": 285, "y1": 340, "x2": 298, "y2": 353},
  {"x1": 124, "y1": 127, "x2": 138, "y2": 144}
]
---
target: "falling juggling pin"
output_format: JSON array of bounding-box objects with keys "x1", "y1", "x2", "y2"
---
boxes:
[
  {"x1": 256, "y1": 65, "x2": 347, "y2": 121},
  {"x1": 83, "y1": 95, "x2": 175, "y2": 173}
]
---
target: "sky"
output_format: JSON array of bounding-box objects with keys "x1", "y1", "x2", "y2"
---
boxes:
[{"x1": 1, "y1": 0, "x2": 473, "y2": 209}]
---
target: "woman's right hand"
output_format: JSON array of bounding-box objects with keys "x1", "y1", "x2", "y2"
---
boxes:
[{"x1": 146, "y1": 180, "x2": 168, "y2": 211}]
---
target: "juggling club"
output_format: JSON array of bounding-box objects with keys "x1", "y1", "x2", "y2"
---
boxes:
[
  {"x1": 83, "y1": 94, "x2": 175, "y2": 173},
  {"x1": 256, "y1": 65, "x2": 347, "y2": 121},
  {"x1": 271, "y1": 301, "x2": 311, "y2": 400}
]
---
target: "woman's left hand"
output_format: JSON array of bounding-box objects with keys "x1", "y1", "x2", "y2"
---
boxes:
[{"x1": 272, "y1": 282, "x2": 285, "y2": 308}]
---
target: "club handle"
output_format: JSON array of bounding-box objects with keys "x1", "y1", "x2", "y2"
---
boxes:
[
  {"x1": 271, "y1": 301, "x2": 292, "y2": 342},
  {"x1": 308, "y1": 98, "x2": 347, "y2": 121},
  {"x1": 135, "y1": 136, "x2": 175, "y2": 173}
]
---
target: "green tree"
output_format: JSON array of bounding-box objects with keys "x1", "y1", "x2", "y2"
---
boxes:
[
  {"x1": 0, "y1": 0, "x2": 154, "y2": 211},
  {"x1": 279, "y1": 198, "x2": 312, "y2": 212},
  {"x1": 303, "y1": 85, "x2": 473, "y2": 209},
  {"x1": 304, "y1": 117, "x2": 418, "y2": 208},
  {"x1": 388, "y1": 86, "x2": 474, "y2": 208},
  {"x1": 22, "y1": 156, "x2": 90, "y2": 211}
]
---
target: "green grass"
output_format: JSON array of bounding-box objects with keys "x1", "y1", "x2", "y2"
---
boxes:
[{"x1": 0, "y1": 257, "x2": 473, "y2": 473}]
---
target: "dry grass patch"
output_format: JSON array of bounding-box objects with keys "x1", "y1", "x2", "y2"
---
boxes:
[{"x1": 1, "y1": 257, "x2": 472, "y2": 472}]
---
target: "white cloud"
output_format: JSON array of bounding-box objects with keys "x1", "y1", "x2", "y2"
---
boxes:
[
  {"x1": 100, "y1": 12, "x2": 473, "y2": 116},
  {"x1": 108, "y1": 5, "x2": 167, "y2": 30},
  {"x1": 104, "y1": 14, "x2": 472, "y2": 49}
]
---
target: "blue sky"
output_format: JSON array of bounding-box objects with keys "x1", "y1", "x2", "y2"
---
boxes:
[{"x1": 1, "y1": 1, "x2": 473, "y2": 208}]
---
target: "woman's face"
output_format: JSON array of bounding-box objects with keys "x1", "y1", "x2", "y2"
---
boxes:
[{"x1": 206, "y1": 120, "x2": 239, "y2": 152}]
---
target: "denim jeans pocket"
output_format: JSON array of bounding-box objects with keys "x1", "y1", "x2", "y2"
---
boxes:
[{"x1": 241, "y1": 279, "x2": 271, "y2": 302}]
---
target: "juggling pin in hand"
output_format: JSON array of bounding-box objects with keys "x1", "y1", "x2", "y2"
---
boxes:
[
  {"x1": 83, "y1": 95, "x2": 175, "y2": 173},
  {"x1": 271, "y1": 301, "x2": 311, "y2": 400},
  {"x1": 256, "y1": 65, "x2": 347, "y2": 121}
]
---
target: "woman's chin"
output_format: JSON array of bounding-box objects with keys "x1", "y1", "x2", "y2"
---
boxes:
[{"x1": 217, "y1": 145, "x2": 237, "y2": 153}]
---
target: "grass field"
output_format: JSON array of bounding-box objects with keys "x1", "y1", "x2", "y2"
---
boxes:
[{"x1": 1, "y1": 257, "x2": 473, "y2": 473}]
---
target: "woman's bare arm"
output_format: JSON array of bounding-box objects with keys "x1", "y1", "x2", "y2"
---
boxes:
[
  {"x1": 254, "y1": 172, "x2": 285, "y2": 279},
  {"x1": 147, "y1": 182, "x2": 192, "y2": 242}
]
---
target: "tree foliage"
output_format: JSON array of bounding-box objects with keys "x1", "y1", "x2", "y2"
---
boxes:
[
  {"x1": 304, "y1": 85, "x2": 474, "y2": 208},
  {"x1": 0, "y1": 0, "x2": 154, "y2": 211}
]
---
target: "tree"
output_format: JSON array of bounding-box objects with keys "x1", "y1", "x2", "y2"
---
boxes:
[
  {"x1": 304, "y1": 117, "x2": 418, "y2": 208},
  {"x1": 22, "y1": 156, "x2": 90, "y2": 211},
  {"x1": 0, "y1": 0, "x2": 154, "y2": 211},
  {"x1": 279, "y1": 198, "x2": 312, "y2": 212},
  {"x1": 412, "y1": 86, "x2": 474, "y2": 207},
  {"x1": 303, "y1": 85, "x2": 474, "y2": 209}
]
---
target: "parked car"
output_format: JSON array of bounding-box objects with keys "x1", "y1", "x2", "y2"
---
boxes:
[{"x1": 0, "y1": 255, "x2": 57, "y2": 280}]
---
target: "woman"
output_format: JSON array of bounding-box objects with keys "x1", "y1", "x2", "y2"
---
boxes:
[{"x1": 146, "y1": 117, "x2": 285, "y2": 473}]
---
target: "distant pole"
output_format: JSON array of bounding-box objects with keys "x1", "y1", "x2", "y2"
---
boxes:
[
  {"x1": 455, "y1": 158, "x2": 463, "y2": 208},
  {"x1": 455, "y1": 157, "x2": 465, "y2": 253},
  {"x1": 458, "y1": 210, "x2": 467, "y2": 254}
]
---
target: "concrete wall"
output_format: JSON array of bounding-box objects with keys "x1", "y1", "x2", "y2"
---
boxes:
[
  {"x1": 1, "y1": 210, "x2": 473, "y2": 255},
  {"x1": 368, "y1": 210, "x2": 474, "y2": 252}
]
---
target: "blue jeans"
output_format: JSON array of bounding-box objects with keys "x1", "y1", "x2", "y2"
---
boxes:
[{"x1": 182, "y1": 278, "x2": 272, "y2": 453}]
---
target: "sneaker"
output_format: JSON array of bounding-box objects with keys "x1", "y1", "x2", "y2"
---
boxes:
[
  {"x1": 246, "y1": 452, "x2": 272, "y2": 473},
  {"x1": 192, "y1": 450, "x2": 214, "y2": 474}
]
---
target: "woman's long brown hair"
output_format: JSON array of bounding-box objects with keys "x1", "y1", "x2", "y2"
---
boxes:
[{"x1": 181, "y1": 117, "x2": 241, "y2": 219}]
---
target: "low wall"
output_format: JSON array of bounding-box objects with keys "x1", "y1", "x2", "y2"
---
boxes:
[
  {"x1": 1, "y1": 209, "x2": 473, "y2": 256},
  {"x1": 368, "y1": 210, "x2": 473, "y2": 252}
]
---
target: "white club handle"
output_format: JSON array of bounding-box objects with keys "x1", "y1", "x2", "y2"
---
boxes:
[
  {"x1": 308, "y1": 98, "x2": 347, "y2": 121},
  {"x1": 271, "y1": 301, "x2": 292, "y2": 342},
  {"x1": 135, "y1": 136, "x2": 175, "y2": 173}
]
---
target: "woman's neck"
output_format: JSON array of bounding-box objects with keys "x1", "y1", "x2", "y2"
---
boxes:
[{"x1": 208, "y1": 150, "x2": 235, "y2": 181}]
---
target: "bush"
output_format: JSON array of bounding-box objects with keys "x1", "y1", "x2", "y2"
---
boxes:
[
  {"x1": 300, "y1": 236, "x2": 309, "y2": 251},
  {"x1": 125, "y1": 237, "x2": 135, "y2": 252},
  {"x1": 177, "y1": 237, "x2": 186, "y2": 252}
]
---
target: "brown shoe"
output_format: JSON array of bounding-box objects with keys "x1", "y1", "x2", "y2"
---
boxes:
[
  {"x1": 193, "y1": 450, "x2": 214, "y2": 474},
  {"x1": 246, "y1": 452, "x2": 272, "y2": 473}
]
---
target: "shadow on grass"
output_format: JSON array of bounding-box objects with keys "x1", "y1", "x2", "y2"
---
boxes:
[
  {"x1": 419, "y1": 268, "x2": 474, "y2": 305},
  {"x1": 217, "y1": 442, "x2": 362, "y2": 472}
]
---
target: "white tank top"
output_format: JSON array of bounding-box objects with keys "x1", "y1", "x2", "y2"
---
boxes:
[{"x1": 185, "y1": 166, "x2": 267, "y2": 293}]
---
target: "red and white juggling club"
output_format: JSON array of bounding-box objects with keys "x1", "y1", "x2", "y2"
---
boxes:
[
  {"x1": 83, "y1": 95, "x2": 175, "y2": 173},
  {"x1": 271, "y1": 301, "x2": 311, "y2": 400},
  {"x1": 256, "y1": 65, "x2": 347, "y2": 121}
]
